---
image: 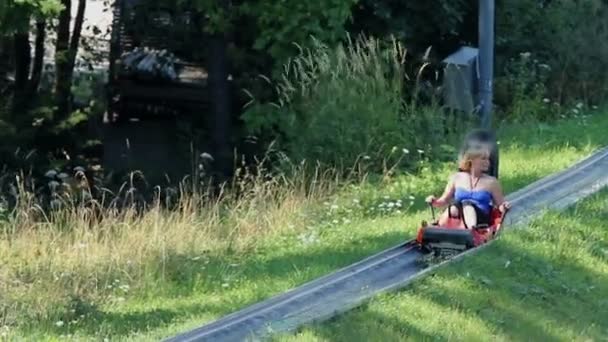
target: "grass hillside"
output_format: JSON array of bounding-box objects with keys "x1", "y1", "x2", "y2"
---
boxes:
[
  {"x1": 2, "y1": 111, "x2": 608, "y2": 341},
  {"x1": 276, "y1": 189, "x2": 608, "y2": 341}
]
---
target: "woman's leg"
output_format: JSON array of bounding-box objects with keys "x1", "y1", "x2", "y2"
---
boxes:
[
  {"x1": 461, "y1": 202, "x2": 492, "y2": 228},
  {"x1": 438, "y1": 209, "x2": 450, "y2": 225},
  {"x1": 461, "y1": 202, "x2": 478, "y2": 228},
  {"x1": 438, "y1": 204, "x2": 460, "y2": 226}
]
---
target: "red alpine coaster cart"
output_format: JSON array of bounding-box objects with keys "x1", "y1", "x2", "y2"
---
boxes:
[
  {"x1": 414, "y1": 129, "x2": 510, "y2": 256},
  {"x1": 415, "y1": 202, "x2": 509, "y2": 256}
]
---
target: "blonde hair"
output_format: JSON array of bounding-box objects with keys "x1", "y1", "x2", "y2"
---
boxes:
[{"x1": 458, "y1": 144, "x2": 490, "y2": 172}]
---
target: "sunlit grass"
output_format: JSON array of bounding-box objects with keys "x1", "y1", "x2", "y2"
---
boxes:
[
  {"x1": 278, "y1": 189, "x2": 608, "y2": 341},
  {"x1": 2, "y1": 111, "x2": 608, "y2": 340}
]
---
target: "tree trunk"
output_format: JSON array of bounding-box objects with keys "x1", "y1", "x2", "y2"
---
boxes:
[
  {"x1": 54, "y1": 0, "x2": 86, "y2": 119},
  {"x1": 27, "y1": 19, "x2": 46, "y2": 97},
  {"x1": 11, "y1": 28, "x2": 31, "y2": 117},
  {"x1": 54, "y1": 0, "x2": 72, "y2": 118},
  {"x1": 208, "y1": 27, "x2": 233, "y2": 179},
  {"x1": 0, "y1": 36, "x2": 14, "y2": 85}
]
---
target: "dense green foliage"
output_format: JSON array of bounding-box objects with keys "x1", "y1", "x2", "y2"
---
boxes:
[
  {"x1": 238, "y1": 0, "x2": 608, "y2": 169},
  {"x1": 349, "y1": 0, "x2": 475, "y2": 57},
  {"x1": 0, "y1": 0, "x2": 608, "y2": 179},
  {"x1": 240, "y1": 0, "x2": 358, "y2": 64},
  {"x1": 495, "y1": 0, "x2": 608, "y2": 110},
  {"x1": 243, "y1": 36, "x2": 473, "y2": 170},
  {"x1": 0, "y1": 0, "x2": 62, "y2": 34},
  {"x1": 1, "y1": 0, "x2": 608, "y2": 186}
]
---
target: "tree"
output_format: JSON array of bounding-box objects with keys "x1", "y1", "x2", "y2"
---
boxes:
[
  {"x1": 348, "y1": 0, "x2": 474, "y2": 59},
  {"x1": 54, "y1": 0, "x2": 86, "y2": 119},
  {"x1": 0, "y1": 0, "x2": 63, "y2": 118}
]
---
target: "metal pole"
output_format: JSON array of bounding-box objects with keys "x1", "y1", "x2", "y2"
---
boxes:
[{"x1": 479, "y1": 0, "x2": 495, "y2": 129}]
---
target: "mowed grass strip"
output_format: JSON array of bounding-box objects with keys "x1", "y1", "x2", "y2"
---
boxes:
[
  {"x1": 275, "y1": 189, "x2": 608, "y2": 342},
  {"x1": 3, "y1": 111, "x2": 608, "y2": 341}
]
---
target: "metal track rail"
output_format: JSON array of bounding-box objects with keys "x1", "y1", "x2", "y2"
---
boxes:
[{"x1": 166, "y1": 146, "x2": 608, "y2": 342}]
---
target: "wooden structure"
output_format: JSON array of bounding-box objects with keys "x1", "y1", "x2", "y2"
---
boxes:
[
  {"x1": 107, "y1": 0, "x2": 210, "y2": 121},
  {"x1": 104, "y1": 0, "x2": 211, "y2": 183}
]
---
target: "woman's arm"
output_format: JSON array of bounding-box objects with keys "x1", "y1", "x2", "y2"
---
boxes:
[
  {"x1": 427, "y1": 173, "x2": 456, "y2": 207},
  {"x1": 490, "y1": 178, "x2": 511, "y2": 212}
]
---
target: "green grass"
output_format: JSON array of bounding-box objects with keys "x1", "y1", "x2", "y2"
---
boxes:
[
  {"x1": 275, "y1": 189, "x2": 608, "y2": 342},
  {"x1": 2, "y1": 111, "x2": 608, "y2": 341}
]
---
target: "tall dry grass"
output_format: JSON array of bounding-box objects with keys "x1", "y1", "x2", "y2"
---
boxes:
[{"x1": 0, "y1": 159, "x2": 347, "y2": 326}]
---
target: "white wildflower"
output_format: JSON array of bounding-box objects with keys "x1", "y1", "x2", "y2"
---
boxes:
[
  {"x1": 45, "y1": 170, "x2": 58, "y2": 178},
  {"x1": 402, "y1": 148, "x2": 410, "y2": 154},
  {"x1": 50, "y1": 199, "x2": 62, "y2": 210},
  {"x1": 200, "y1": 152, "x2": 214, "y2": 161},
  {"x1": 55, "y1": 321, "x2": 64, "y2": 327},
  {"x1": 48, "y1": 180, "x2": 60, "y2": 191}
]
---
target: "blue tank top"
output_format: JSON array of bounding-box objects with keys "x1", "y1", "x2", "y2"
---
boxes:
[{"x1": 454, "y1": 187, "x2": 493, "y2": 213}]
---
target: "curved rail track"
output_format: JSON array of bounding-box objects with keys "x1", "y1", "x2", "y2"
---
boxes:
[{"x1": 167, "y1": 146, "x2": 608, "y2": 342}]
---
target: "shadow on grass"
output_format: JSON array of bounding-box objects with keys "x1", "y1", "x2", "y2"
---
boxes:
[
  {"x1": 41, "y1": 231, "x2": 408, "y2": 339},
  {"x1": 282, "y1": 305, "x2": 437, "y2": 342},
  {"x1": 46, "y1": 301, "x2": 227, "y2": 338},
  {"x1": 422, "y1": 239, "x2": 608, "y2": 341}
]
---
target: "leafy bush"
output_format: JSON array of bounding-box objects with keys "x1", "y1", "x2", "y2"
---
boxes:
[
  {"x1": 494, "y1": 52, "x2": 555, "y2": 123},
  {"x1": 497, "y1": 0, "x2": 608, "y2": 106},
  {"x1": 240, "y1": 0, "x2": 359, "y2": 65},
  {"x1": 348, "y1": 0, "x2": 474, "y2": 58},
  {"x1": 243, "y1": 36, "x2": 474, "y2": 171}
]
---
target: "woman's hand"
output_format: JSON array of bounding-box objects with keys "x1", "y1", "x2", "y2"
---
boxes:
[
  {"x1": 499, "y1": 201, "x2": 511, "y2": 213},
  {"x1": 425, "y1": 195, "x2": 437, "y2": 206}
]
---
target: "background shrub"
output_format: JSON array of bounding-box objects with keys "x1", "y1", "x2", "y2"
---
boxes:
[
  {"x1": 496, "y1": 0, "x2": 608, "y2": 107},
  {"x1": 243, "y1": 36, "x2": 474, "y2": 171}
]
